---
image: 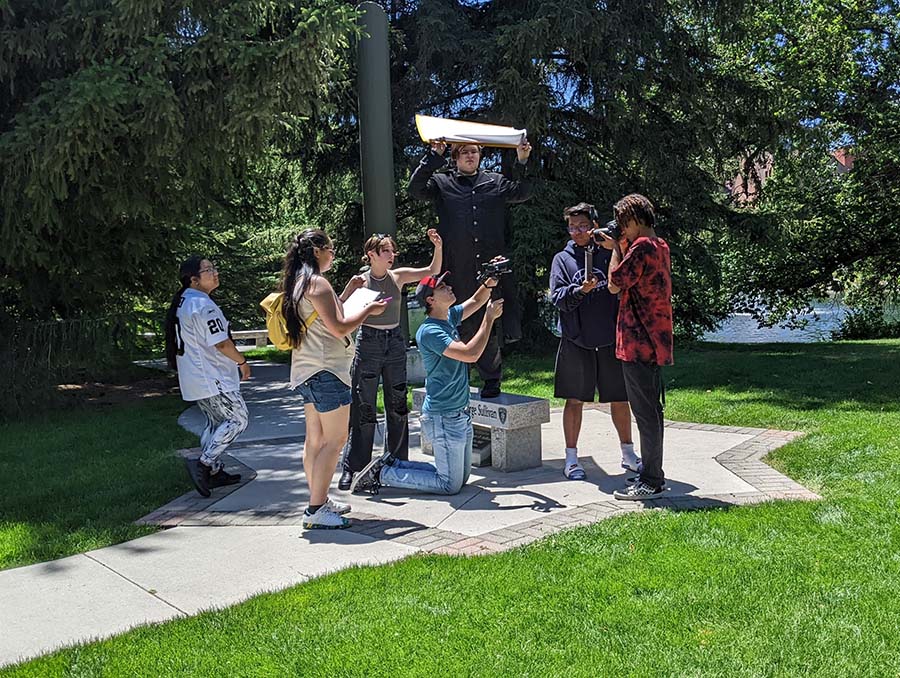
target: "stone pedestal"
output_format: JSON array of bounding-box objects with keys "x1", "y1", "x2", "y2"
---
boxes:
[
  {"x1": 412, "y1": 388, "x2": 550, "y2": 472},
  {"x1": 406, "y1": 346, "x2": 426, "y2": 386}
]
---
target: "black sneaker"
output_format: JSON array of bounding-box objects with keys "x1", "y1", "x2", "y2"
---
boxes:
[
  {"x1": 209, "y1": 468, "x2": 242, "y2": 488},
  {"x1": 350, "y1": 454, "x2": 391, "y2": 495},
  {"x1": 185, "y1": 458, "x2": 212, "y2": 497},
  {"x1": 480, "y1": 379, "x2": 501, "y2": 399},
  {"x1": 338, "y1": 467, "x2": 354, "y2": 491},
  {"x1": 613, "y1": 481, "x2": 664, "y2": 501}
]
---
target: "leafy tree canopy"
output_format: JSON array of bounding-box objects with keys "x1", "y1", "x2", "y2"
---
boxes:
[
  {"x1": 720, "y1": 0, "x2": 900, "y2": 326},
  {"x1": 2, "y1": 0, "x2": 898, "y2": 342},
  {"x1": 0, "y1": 0, "x2": 359, "y2": 320}
]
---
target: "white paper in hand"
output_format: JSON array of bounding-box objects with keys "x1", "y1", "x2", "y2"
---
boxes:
[
  {"x1": 342, "y1": 287, "x2": 382, "y2": 318},
  {"x1": 415, "y1": 114, "x2": 526, "y2": 149}
]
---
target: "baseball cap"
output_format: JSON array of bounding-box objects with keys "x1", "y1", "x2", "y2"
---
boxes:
[{"x1": 413, "y1": 271, "x2": 450, "y2": 306}]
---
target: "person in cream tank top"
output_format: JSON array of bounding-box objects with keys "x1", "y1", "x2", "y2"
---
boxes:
[{"x1": 279, "y1": 229, "x2": 387, "y2": 529}]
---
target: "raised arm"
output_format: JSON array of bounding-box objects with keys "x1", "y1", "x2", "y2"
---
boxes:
[
  {"x1": 305, "y1": 275, "x2": 386, "y2": 339},
  {"x1": 606, "y1": 246, "x2": 623, "y2": 295},
  {"x1": 407, "y1": 141, "x2": 448, "y2": 202},
  {"x1": 460, "y1": 275, "x2": 497, "y2": 321},
  {"x1": 496, "y1": 138, "x2": 534, "y2": 204},
  {"x1": 393, "y1": 228, "x2": 443, "y2": 285},
  {"x1": 442, "y1": 299, "x2": 504, "y2": 363},
  {"x1": 604, "y1": 238, "x2": 646, "y2": 295}
]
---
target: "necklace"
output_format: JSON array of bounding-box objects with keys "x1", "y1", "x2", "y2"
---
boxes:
[{"x1": 369, "y1": 271, "x2": 389, "y2": 281}]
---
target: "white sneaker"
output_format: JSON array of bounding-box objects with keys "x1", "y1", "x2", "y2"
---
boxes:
[
  {"x1": 302, "y1": 507, "x2": 350, "y2": 529},
  {"x1": 324, "y1": 496, "x2": 351, "y2": 515}
]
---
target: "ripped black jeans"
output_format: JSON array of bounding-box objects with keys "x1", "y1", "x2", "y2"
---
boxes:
[{"x1": 343, "y1": 326, "x2": 409, "y2": 472}]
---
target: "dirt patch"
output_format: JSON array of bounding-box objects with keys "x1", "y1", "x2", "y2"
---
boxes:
[{"x1": 56, "y1": 374, "x2": 181, "y2": 406}]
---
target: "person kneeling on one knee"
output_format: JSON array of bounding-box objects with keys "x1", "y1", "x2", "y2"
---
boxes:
[{"x1": 350, "y1": 269, "x2": 503, "y2": 496}]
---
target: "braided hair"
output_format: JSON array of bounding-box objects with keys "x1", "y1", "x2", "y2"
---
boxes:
[
  {"x1": 164, "y1": 255, "x2": 204, "y2": 370},
  {"x1": 280, "y1": 229, "x2": 330, "y2": 348},
  {"x1": 613, "y1": 194, "x2": 656, "y2": 230}
]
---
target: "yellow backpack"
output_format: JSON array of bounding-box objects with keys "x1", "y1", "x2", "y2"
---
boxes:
[{"x1": 259, "y1": 292, "x2": 318, "y2": 351}]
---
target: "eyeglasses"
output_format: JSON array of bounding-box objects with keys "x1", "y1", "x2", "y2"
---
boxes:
[
  {"x1": 199, "y1": 266, "x2": 218, "y2": 274},
  {"x1": 567, "y1": 225, "x2": 592, "y2": 234}
]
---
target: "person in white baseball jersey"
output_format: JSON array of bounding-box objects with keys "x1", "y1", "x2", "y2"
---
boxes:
[{"x1": 164, "y1": 255, "x2": 251, "y2": 497}]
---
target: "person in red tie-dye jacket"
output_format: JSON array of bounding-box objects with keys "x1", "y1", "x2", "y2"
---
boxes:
[{"x1": 596, "y1": 194, "x2": 673, "y2": 501}]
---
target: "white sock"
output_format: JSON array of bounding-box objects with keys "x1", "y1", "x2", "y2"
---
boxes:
[
  {"x1": 565, "y1": 447, "x2": 578, "y2": 467},
  {"x1": 621, "y1": 442, "x2": 637, "y2": 460}
]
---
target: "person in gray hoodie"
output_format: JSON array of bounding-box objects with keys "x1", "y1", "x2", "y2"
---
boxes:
[{"x1": 549, "y1": 202, "x2": 640, "y2": 480}]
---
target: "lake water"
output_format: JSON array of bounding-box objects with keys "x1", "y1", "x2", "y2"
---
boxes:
[{"x1": 701, "y1": 302, "x2": 848, "y2": 343}]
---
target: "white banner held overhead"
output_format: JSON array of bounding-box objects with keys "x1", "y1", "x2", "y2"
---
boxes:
[{"x1": 415, "y1": 114, "x2": 526, "y2": 149}]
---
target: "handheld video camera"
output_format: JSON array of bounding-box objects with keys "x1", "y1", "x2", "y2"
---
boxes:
[
  {"x1": 477, "y1": 256, "x2": 512, "y2": 284},
  {"x1": 589, "y1": 206, "x2": 622, "y2": 242}
]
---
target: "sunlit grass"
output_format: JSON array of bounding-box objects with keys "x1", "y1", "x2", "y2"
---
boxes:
[
  {"x1": 6, "y1": 341, "x2": 900, "y2": 675},
  {"x1": 0, "y1": 397, "x2": 195, "y2": 570}
]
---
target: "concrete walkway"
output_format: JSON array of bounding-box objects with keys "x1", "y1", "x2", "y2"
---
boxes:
[{"x1": 0, "y1": 361, "x2": 818, "y2": 668}]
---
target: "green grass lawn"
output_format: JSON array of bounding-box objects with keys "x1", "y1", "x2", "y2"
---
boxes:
[
  {"x1": 5, "y1": 341, "x2": 900, "y2": 676},
  {"x1": 0, "y1": 396, "x2": 196, "y2": 570}
]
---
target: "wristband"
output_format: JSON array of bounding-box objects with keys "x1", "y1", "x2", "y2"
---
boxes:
[{"x1": 237, "y1": 360, "x2": 247, "y2": 366}]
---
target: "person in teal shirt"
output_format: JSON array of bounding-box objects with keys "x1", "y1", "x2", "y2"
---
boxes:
[{"x1": 351, "y1": 271, "x2": 503, "y2": 495}]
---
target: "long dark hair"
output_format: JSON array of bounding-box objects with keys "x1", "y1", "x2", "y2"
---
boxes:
[
  {"x1": 164, "y1": 255, "x2": 204, "y2": 369},
  {"x1": 280, "y1": 230, "x2": 329, "y2": 348}
]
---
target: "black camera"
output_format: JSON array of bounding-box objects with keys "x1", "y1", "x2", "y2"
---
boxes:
[
  {"x1": 592, "y1": 219, "x2": 622, "y2": 242},
  {"x1": 588, "y1": 206, "x2": 621, "y2": 242},
  {"x1": 477, "y1": 256, "x2": 512, "y2": 283}
]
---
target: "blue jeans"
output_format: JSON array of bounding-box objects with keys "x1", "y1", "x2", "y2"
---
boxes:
[
  {"x1": 380, "y1": 410, "x2": 472, "y2": 495},
  {"x1": 295, "y1": 371, "x2": 352, "y2": 413}
]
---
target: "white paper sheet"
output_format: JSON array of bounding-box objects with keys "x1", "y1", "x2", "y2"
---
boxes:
[
  {"x1": 341, "y1": 287, "x2": 383, "y2": 318},
  {"x1": 415, "y1": 114, "x2": 526, "y2": 148}
]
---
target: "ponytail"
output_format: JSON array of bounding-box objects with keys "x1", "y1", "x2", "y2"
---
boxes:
[
  {"x1": 280, "y1": 230, "x2": 329, "y2": 348},
  {"x1": 164, "y1": 255, "x2": 204, "y2": 369}
]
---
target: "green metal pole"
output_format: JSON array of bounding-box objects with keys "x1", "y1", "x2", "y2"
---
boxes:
[
  {"x1": 357, "y1": 2, "x2": 396, "y2": 237},
  {"x1": 357, "y1": 2, "x2": 410, "y2": 342}
]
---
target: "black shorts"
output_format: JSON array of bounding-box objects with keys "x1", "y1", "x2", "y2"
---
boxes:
[{"x1": 554, "y1": 339, "x2": 628, "y2": 403}]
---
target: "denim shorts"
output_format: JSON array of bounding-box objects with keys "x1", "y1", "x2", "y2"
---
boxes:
[{"x1": 295, "y1": 370, "x2": 352, "y2": 413}]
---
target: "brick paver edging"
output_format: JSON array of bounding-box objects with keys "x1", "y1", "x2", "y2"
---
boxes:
[
  {"x1": 136, "y1": 450, "x2": 256, "y2": 527},
  {"x1": 421, "y1": 425, "x2": 819, "y2": 556},
  {"x1": 137, "y1": 424, "x2": 819, "y2": 558}
]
